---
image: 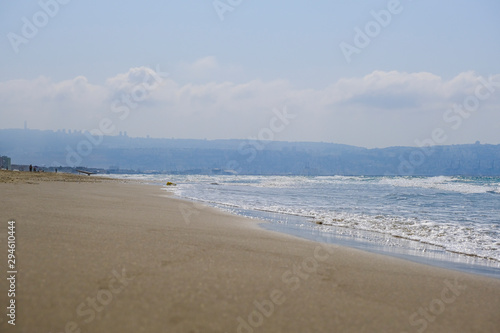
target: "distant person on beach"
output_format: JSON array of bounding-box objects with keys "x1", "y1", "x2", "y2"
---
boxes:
[{"x1": 29, "y1": 164, "x2": 32, "y2": 172}]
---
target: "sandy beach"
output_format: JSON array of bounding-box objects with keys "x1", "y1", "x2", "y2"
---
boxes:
[{"x1": 1, "y1": 170, "x2": 499, "y2": 333}]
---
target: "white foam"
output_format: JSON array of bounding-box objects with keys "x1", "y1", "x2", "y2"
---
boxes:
[{"x1": 379, "y1": 176, "x2": 500, "y2": 194}]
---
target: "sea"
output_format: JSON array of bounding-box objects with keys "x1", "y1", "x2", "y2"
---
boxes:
[{"x1": 105, "y1": 174, "x2": 500, "y2": 279}]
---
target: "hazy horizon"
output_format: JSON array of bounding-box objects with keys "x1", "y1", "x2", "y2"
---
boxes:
[
  {"x1": 0, "y1": 126, "x2": 495, "y2": 150},
  {"x1": 1, "y1": 1, "x2": 499, "y2": 148}
]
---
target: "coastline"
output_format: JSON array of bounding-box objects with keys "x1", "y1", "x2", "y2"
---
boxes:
[
  {"x1": 220, "y1": 206, "x2": 500, "y2": 279},
  {"x1": 1, "y1": 171, "x2": 500, "y2": 332},
  {"x1": 129, "y1": 173, "x2": 500, "y2": 272}
]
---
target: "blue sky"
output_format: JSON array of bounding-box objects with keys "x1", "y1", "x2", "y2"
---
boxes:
[{"x1": 1, "y1": 0, "x2": 499, "y2": 148}]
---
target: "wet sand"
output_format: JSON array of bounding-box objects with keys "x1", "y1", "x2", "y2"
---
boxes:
[{"x1": 1, "y1": 170, "x2": 499, "y2": 332}]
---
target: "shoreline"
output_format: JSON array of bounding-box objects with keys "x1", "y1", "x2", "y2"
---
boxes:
[
  {"x1": 1, "y1": 171, "x2": 500, "y2": 332},
  {"x1": 159, "y1": 188, "x2": 500, "y2": 280},
  {"x1": 235, "y1": 206, "x2": 500, "y2": 279}
]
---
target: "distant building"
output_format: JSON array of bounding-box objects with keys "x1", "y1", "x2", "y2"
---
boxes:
[{"x1": 0, "y1": 156, "x2": 12, "y2": 170}]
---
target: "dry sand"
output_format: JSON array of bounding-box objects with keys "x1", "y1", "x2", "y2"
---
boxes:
[{"x1": 0, "y1": 170, "x2": 499, "y2": 333}]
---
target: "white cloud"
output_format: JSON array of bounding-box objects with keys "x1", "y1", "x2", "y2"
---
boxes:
[
  {"x1": 1, "y1": 63, "x2": 499, "y2": 148},
  {"x1": 190, "y1": 56, "x2": 219, "y2": 72},
  {"x1": 106, "y1": 67, "x2": 163, "y2": 91}
]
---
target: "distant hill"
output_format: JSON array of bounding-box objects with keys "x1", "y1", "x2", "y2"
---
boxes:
[{"x1": 1, "y1": 128, "x2": 499, "y2": 176}]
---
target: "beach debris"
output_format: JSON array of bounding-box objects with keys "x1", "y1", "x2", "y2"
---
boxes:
[
  {"x1": 166, "y1": 182, "x2": 177, "y2": 186},
  {"x1": 76, "y1": 169, "x2": 96, "y2": 176}
]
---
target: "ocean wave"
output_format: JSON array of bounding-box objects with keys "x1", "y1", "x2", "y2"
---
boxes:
[
  {"x1": 153, "y1": 174, "x2": 500, "y2": 262},
  {"x1": 379, "y1": 176, "x2": 500, "y2": 194},
  {"x1": 260, "y1": 205, "x2": 500, "y2": 262},
  {"x1": 312, "y1": 211, "x2": 500, "y2": 261},
  {"x1": 167, "y1": 184, "x2": 500, "y2": 261}
]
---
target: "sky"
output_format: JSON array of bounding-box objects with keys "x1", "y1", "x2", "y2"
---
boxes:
[{"x1": 1, "y1": 0, "x2": 499, "y2": 148}]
